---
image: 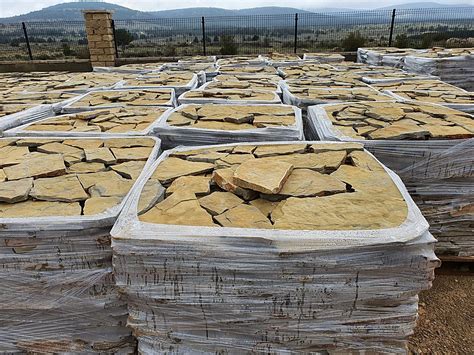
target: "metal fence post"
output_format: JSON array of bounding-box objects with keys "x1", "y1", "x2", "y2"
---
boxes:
[
  {"x1": 22, "y1": 22, "x2": 33, "y2": 60},
  {"x1": 388, "y1": 9, "x2": 396, "y2": 46},
  {"x1": 293, "y1": 13, "x2": 298, "y2": 54},
  {"x1": 201, "y1": 17, "x2": 206, "y2": 56},
  {"x1": 111, "y1": 19, "x2": 119, "y2": 59}
]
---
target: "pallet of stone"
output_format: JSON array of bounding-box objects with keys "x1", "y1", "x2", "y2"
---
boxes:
[
  {"x1": 205, "y1": 78, "x2": 281, "y2": 94},
  {"x1": 281, "y1": 77, "x2": 370, "y2": 91},
  {"x1": 370, "y1": 79, "x2": 467, "y2": 92},
  {"x1": 178, "y1": 87, "x2": 282, "y2": 105},
  {"x1": 276, "y1": 63, "x2": 338, "y2": 79},
  {"x1": 307, "y1": 101, "x2": 473, "y2": 256},
  {"x1": 403, "y1": 48, "x2": 474, "y2": 91},
  {"x1": 179, "y1": 55, "x2": 217, "y2": 63},
  {"x1": 51, "y1": 72, "x2": 137, "y2": 93},
  {"x1": 5, "y1": 106, "x2": 172, "y2": 137},
  {"x1": 93, "y1": 63, "x2": 165, "y2": 74},
  {"x1": 356, "y1": 47, "x2": 423, "y2": 67},
  {"x1": 384, "y1": 90, "x2": 474, "y2": 114},
  {"x1": 360, "y1": 71, "x2": 439, "y2": 84},
  {"x1": 0, "y1": 135, "x2": 160, "y2": 354},
  {"x1": 111, "y1": 140, "x2": 439, "y2": 353},
  {"x1": 0, "y1": 105, "x2": 55, "y2": 135},
  {"x1": 217, "y1": 64, "x2": 278, "y2": 76},
  {"x1": 215, "y1": 56, "x2": 265, "y2": 66},
  {"x1": 62, "y1": 88, "x2": 176, "y2": 113},
  {"x1": 258, "y1": 53, "x2": 302, "y2": 67},
  {"x1": 160, "y1": 62, "x2": 218, "y2": 83},
  {"x1": 154, "y1": 103, "x2": 303, "y2": 147},
  {"x1": 302, "y1": 52, "x2": 345, "y2": 62},
  {"x1": 114, "y1": 71, "x2": 200, "y2": 96},
  {"x1": 0, "y1": 71, "x2": 75, "y2": 92}
]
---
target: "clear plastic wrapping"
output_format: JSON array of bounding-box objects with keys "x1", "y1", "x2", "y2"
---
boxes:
[
  {"x1": 153, "y1": 104, "x2": 304, "y2": 148},
  {"x1": 111, "y1": 141, "x2": 439, "y2": 353},
  {"x1": 0, "y1": 105, "x2": 54, "y2": 135},
  {"x1": 114, "y1": 73, "x2": 200, "y2": 96},
  {"x1": 307, "y1": 105, "x2": 473, "y2": 256},
  {"x1": 0, "y1": 135, "x2": 161, "y2": 353}
]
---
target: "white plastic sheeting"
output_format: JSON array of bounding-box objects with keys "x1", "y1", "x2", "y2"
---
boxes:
[
  {"x1": 0, "y1": 105, "x2": 54, "y2": 135},
  {"x1": 111, "y1": 141, "x2": 439, "y2": 353},
  {"x1": 0, "y1": 136, "x2": 161, "y2": 353}
]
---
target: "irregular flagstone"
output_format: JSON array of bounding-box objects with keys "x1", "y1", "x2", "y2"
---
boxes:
[
  {"x1": 139, "y1": 189, "x2": 215, "y2": 226},
  {"x1": 0, "y1": 170, "x2": 5, "y2": 183},
  {"x1": 63, "y1": 139, "x2": 104, "y2": 150},
  {"x1": 0, "y1": 146, "x2": 30, "y2": 168},
  {"x1": 198, "y1": 191, "x2": 243, "y2": 215},
  {"x1": 233, "y1": 159, "x2": 293, "y2": 194},
  {"x1": 368, "y1": 121, "x2": 430, "y2": 140},
  {"x1": 68, "y1": 162, "x2": 107, "y2": 174},
  {"x1": 83, "y1": 196, "x2": 123, "y2": 215},
  {"x1": 249, "y1": 198, "x2": 279, "y2": 217},
  {"x1": 349, "y1": 151, "x2": 385, "y2": 172},
  {"x1": 212, "y1": 168, "x2": 258, "y2": 200},
  {"x1": 30, "y1": 175, "x2": 89, "y2": 202},
  {"x1": 424, "y1": 124, "x2": 472, "y2": 139},
  {"x1": 217, "y1": 153, "x2": 255, "y2": 167},
  {"x1": 253, "y1": 144, "x2": 307, "y2": 158},
  {"x1": 111, "y1": 161, "x2": 146, "y2": 179},
  {"x1": 309, "y1": 143, "x2": 363, "y2": 154},
  {"x1": 260, "y1": 151, "x2": 346, "y2": 173},
  {"x1": 84, "y1": 147, "x2": 116, "y2": 164},
  {"x1": 167, "y1": 175, "x2": 211, "y2": 195},
  {"x1": 187, "y1": 152, "x2": 229, "y2": 163},
  {"x1": 77, "y1": 171, "x2": 126, "y2": 190},
  {"x1": 16, "y1": 139, "x2": 60, "y2": 147},
  {"x1": 138, "y1": 179, "x2": 164, "y2": 215},
  {"x1": 87, "y1": 174, "x2": 134, "y2": 198},
  {"x1": 279, "y1": 169, "x2": 347, "y2": 197},
  {"x1": 152, "y1": 157, "x2": 214, "y2": 184},
  {"x1": 3, "y1": 154, "x2": 66, "y2": 180},
  {"x1": 232, "y1": 145, "x2": 256, "y2": 154},
  {"x1": 104, "y1": 138, "x2": 155, "y2": 148},
  {"x1": 215, "y1": 204, "x2": 273, "y2": 229},
  {"x1": 0, "y1": 200, "x2": 82, "y2": 218},
  {"x1": 110, "y1": 147, "x2": 152, "y2": 162},
  {"x1": 0, "y1": 178, "x2": 33, "y2": 203}
]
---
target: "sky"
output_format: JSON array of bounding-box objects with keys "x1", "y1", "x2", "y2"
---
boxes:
[{"x1": 0, "y1": 0, "x2": 470, "y2": 17}]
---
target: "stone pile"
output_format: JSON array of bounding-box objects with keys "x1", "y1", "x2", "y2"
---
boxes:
[
  {"x1": 0, "y1": 91, "x2": 78, "y2": 105},
  {"x1": 178, "y1": 88, "x2": 281, "y2": 105},
  {"x1": 116, "y1": 71, "x2": 199, "y2": 95},
  {"x1": 357, "y1": 47, "x2": 422, "y2": 67},
  {"x1": 371, "y1": 79, "x2": 466, "y2": 91},
  {"x1": 0, "y1": 104, "x2": 38, "y2": 118},
  {"x1": 0, "y1": 136, "x2": 160, "y2": 353},
  {"x1": 217, "y1": 64, "x2": 277, "y2": 75},
  {"x1": 0, "y1": 72, "x2": 74, "y2": 92},
  {"x1": 155, "y1": 104, "x2": 303, "y2": 147},
  {"x1": 207, "y1": 75, "x2": 281, "y2": 92},
  {"x1": 261, "y1": 52, "x2": 302, "y2": 66},
  {"x1": 216, "y1": 56, "x2": 265, "y2": 66},
  {"x1": 64, "y1": 89, "x2": 175, "y2": 112},
  {"x1": 111, "y1": 141, "x2": 439, "y2": 353},
  {"x1": 360, "y1": 70, "x2": 437, "y2": 84},
  {"x1": 7, "y1": 107, "x2": 170, "y2": 136},
  {"x1": 54, "y1": 72, "x2": 135, "y2": 92},
  {"x1": 302, "y1": 52, "x2": 345, "y2": 62},
  {"x1": 308, "y1": 102, "x2": 474, "y2": 256},
  {"x1": 179, "y1": 55, "x2": 217, "y2": 63}
]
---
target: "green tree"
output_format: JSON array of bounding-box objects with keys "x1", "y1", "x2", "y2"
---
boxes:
[
  {"x1": 192, "y1": 36, "x2": 199, "y2": 44},
  {"x1": 115, "y1": 29, "x2": 134, "y2": 49},
  {"x1": 251, "y1": 35, "x2": 259, "y2": 41},
  {"x1": 220, "y1": 35, "x2": 237, "y2": 55},
  {"x1": 395, "y1": 34, "x2": 409, "y2": 48},
  {"x1": 342, "y1": 31, "x2": 366, "y2": 51}
]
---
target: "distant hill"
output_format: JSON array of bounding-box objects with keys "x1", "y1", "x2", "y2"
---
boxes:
[
  {"x1": 149, "y1": 7, "x2": 311, "y2": 18},
  {"x1": 377, "y1": 2, "x2": 473, "y2": 10}
]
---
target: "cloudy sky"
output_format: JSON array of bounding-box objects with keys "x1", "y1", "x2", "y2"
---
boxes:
[{"x1": 0, "y1": 0, "x2": 469, "y2": 17}]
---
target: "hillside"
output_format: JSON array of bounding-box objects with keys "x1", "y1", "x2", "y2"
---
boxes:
[{"x1": 148, "y1": 7, "x2": 311, "y2": 18}]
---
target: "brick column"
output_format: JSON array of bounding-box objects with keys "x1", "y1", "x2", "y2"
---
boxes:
[{"x1": 83, "y1": 10, "x2": 116, "y2": 67}]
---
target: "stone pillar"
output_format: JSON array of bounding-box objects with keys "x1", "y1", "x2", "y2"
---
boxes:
[{"x1": 83, "y1": 10, "x2": 116, "y2": 67}]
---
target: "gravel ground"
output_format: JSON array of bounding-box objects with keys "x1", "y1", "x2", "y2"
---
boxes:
[{"x1": 409, "y1": 263, "x2": 474, "y2": 354}]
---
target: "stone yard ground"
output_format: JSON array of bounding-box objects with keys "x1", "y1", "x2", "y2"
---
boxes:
[{"x1": 409, "y1": 262, "x2": 473, "y2": 354}]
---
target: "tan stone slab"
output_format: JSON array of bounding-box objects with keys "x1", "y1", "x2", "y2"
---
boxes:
[
  {"x1": 37, "y1": 142, "x2": 84, "y2": 163},
  {"x1": 168, "y1": 113, "x2": 194, "y2": 126},
  {"x1": 253, "y1": 144, "x2": 307, "y2": 158},
  {"x1": 424, "y1": 124, "x2": 473, "y2": 139},
  {"x1": 365, "y1": 107, "x2": 405, "y2": 121},
  {"x1": 253, "y1": 115, "x2": 295, "y2": 127},
  {"x1": 212, "y1": 168, "x2": 258, "y2": 200},
  {"x1": 83, "y1": 196, "x2": 123, "y2": 215},
  {"x1": 104, "y1": 138, "x2": 155, "y2": 148},
  {"x1": 16, "y1": 139, "x2": 59, "y2": 147},
  {"x1": 368, "y1": 121, "x2": 430, "y2": 140},
  {"x1": 279, "y1": 169, "x2": 347, "y2": 197},
  {"x1": 187, "y1": 152, "x2": 229, "y2": 163},
  {"x1": 0, "y1": 146, "x2": 30, "y2": 168},
  {"x1": 3, "y1": 154, "x2": 66, "y2": 181},
  {"x1": 68, "y1": 162, "x2": 107, "y2": 174},
  {"x1": 217, "y1": 153, "x2": 255, "y2": 167},
  {"x1": 138, "y1": 179, "x2": 164, "y2": 215},
  {"x1": 30, "y1": 175, "x2": 88, "y2": 202},
  {"x1": 0, "y1": 139, "x2": 17, "y2": 149},
  {"x1": 198, "y1": 191, "x2": 243, "y2": 215},
  {"x1": 84, "y1": 147, "x2": 116, "y2": 164},
  {"x1": 261, "y1": 151, "x2": 346, "y2": 173},
  {"x1": 167, "y1": 175, "x2": 211, "y2": 195},
  {"x1": 192, "y1": 120, "x2": 254, "y2": 131},
  {"x1": 0, "y1": 170, "x2": 5, "y2": 183},
  {"x1": 139, "y1": 189, "x2": 215, "y2": 226},
  {"x1": 232, "y1": 145, "x2": 256, "y2": 154},
  {"x1": 79, "y1": 171, "x2": 133, "y2": 198},
  {"x1": 0, "y1": 178, "x2": 33, "y2": 203},
  {"x1": 233, "y1": 159, "x2": 293, "y2": 194},
  {"x1": 0, "y1": 200, "x2": 81, "y2": 218},
  {"x1": 309, "y1": 143, "x2": 363, "y2": 153},
  {"x1": 110, "y1": 147, "x2": 152, "y2": 162},
  {"x1": 111, "y1": 161, "x2": 146, "y2": 179},
  {"x1": 249, "y1": 198, "x2": 279, "y2": 217},
  {"x1": 215, "y1": 204, "x2": 272, "y2": 229},
  {"x1": 152, "y1": 157, "x2": 214, "y2": 184}
]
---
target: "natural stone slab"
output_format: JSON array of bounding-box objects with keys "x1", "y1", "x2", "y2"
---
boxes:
[
  {"x1": 3, "y1": 154, "x2": 66, "y2": 181},
  {"x1": 167, "y1": 175, "x2": 211, "y2": 195},
  {"x1": 139, "y1": 189, "x2": 215, "y2": 226},
  {"x1": 138, "y1": 179, "x2": 164, "y2": 215},
  {"x1": 198, "y1": 191, "x2": 243, "y2": 215},
  {"x1": 83, "y1": 196, "x2": 123, "y2": 215},
  {"x1": 249, "y1": 198, "x2": 279, "y2": 217},
  {"x1": 152, "y1": 157, "x2": 214, "y2": 184},
  {"x1": 15, "y1": 139, "x2": 59, "y2": 147},
  {"x1": 212, "y1": 168, "x2": 257, "y2": 200},
  {"x1": 253, "y1": 144, "x2": 307, "y2": 158},
  {"x1": 68, "y1": 162, "x2": 106, "y2": 174},
  {"x1": 215, "y1": 204, "x2": 272, "y2": 229},
  {"x1": 0, "y1": 146, "x2": 30, "y2": 168},
  {"x1": 111, "y1": 161, "x2": 146, "y2": 179},
  {"x1": 84, "y1": 147, "x2": 116, "y2": 164},
  {"x1": 0, "y1": 200, "x2": 81, "y2": 218},
  {"x1": 368, "y1": 121, "x2": 430, "y2": 140},
  {"x1": 30, "y1": 175, "x2": 88, "y2": 202},
  {"x1": 0, "y1": 170, "x2": 5, "y2": 183},
  {"x1": 86, "y1": 173, "x2": 134, "y2": 198},
  {"x1": 0, "y1": 178, "x2": 33, "y2": 203},
  {"x1": 111, "y1": 147, "x2": 152, "y2": 162},
  {"x1": 104, "y1": 138, "x2": 155, "y2": 148},
  {"x1": 187, "y1": 152, "x2": 229, "y2": 163},
  {"x1": 261, "y1": 151, "x2": 346, "y2": 173},
  {"x1": 279, "y1": 169, "x2": 347, "y2": 197},
  {"x1": 424, "y1": 124, "x2": 472, "y2": 139},
  {"x1": 233, "y1": 159, "x2": 293, "y2": 194},
  {"x1": 36, "y1": 143, "x2": 85, "y2": 164}
]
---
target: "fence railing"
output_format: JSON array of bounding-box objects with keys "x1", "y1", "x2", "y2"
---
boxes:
[{"x1": 0, "y1": 7, "x2": 473, "y2": 61}]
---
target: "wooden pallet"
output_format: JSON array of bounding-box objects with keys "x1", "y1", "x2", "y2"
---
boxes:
[{"x1": 439, "y1": 255, "x2": 474, "y2": 263}]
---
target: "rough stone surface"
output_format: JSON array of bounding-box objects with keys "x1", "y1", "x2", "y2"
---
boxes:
[
  {"x1": 30, "y1": 175, "x2": 89, "y2": 202},
  {"x1": 83, "y1": 196, "x2": 123, "y2": 215},
  {"x1": 215, "y1": 204, "x2": 273, "y2": 229},
  {"x1": 279, "y1": 169, "x2": 347, "y2": 197},
  {"x1": 0, "y1": 201, "x2": 82, "y2": 217},
  {"x1": 199, "y1": 191, "x2": 243, "y2": 215},
  {"x1": 167, "y1": 175, "x2": 211, "y2": 195},
  {"x1": 152, "y1": 157, "x2": 214, "y2": 184},
  {"x1": 3, "y1": 154, "x2": 66, "y2": 181},
  {"x1": 0, "y1": 178, "x2": 33, "y2": 203}
]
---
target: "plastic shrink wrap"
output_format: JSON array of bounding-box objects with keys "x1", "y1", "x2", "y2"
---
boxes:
[
  {"x1": 114, "y1": 72, "x2": 200, "y2": 96},
  {"x1": 111, "y1": 141, "x2": 439, "y2": 354},
  {"x1": 153, "y1": 103, "x2": 304, "y2": 148},
  {"x1": 178, "y1": 86, "x2": 282, "y2": 105},
  {"x1": 0, "y1": 135, "x2": 161, "y2": 353},
  {"x1": 307, "y1": 101, "x2": 473, "y2": 256},
  {"x1": 302, "y1": 53, "x2": 345, "y2": 62},
  {"x1": 356, "y1": 47, "x2": 423, "y2": 67},
  {"x1": 0, "y1": 105, "x2": 55, "y2": 135}
]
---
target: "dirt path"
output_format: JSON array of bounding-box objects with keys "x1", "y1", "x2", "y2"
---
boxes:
[{"x1": 409, "y1": 264, "x2": 474, "y2": 354}]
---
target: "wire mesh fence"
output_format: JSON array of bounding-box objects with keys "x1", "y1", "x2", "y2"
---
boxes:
[{"x1": 0, "y1": 7, "x2": 472, "y2": 61}]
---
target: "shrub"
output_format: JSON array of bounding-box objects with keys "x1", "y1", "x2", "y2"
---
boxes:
[
  {"x1": 342, "y1": 31, "x2": 366, "y2": 51},
  {"x1": 220, "y1": 35, "x2": 237, "y2": 55}
]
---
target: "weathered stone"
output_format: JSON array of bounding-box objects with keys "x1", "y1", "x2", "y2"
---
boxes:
[
  {"x1": 0, "y1": 146, "x2": 30, "y2": 168},
  {"x1": 233, "y1": 159, "x2": 293, "y2": 194},
  {"x1": 212, "y1": 168, "x2": 258, "y2": 200},
  {"x1": 192, "y1": 120, "x2": 254, "y2": 131},
  {"x1": 152, "y1": 157, "x2": 214, "y2": 184},
  {"x1": 84, "y1": 147, "x2": 116, "y2": 164},
  {"x1": 0, "y1": 200, "x2": 81, "y2": 217},
  {"x1": 349, "y1": 151, "x2": 385, "y2": 172},
  {"x1": 0, "y1": 170, "x2": 5, "y2": 183},
  {"x1": 279, "y1": 169, "x2": 346, "y2": 197},
  {"x1": 368, "y1": 121, "x2": 429, "y2": 140},
  {"x1": 138, "y1": 179, "x2": 164, "y2": 215},
  {"x1": 309, "y1": 143, "x2": 363, "y2": 153},
  {"x1": 187, "y1": 152, "x2": 229, "y2": 163},
  {"x1": 198, "y1": 191, "x2": 243, "y2": 215},
  {"x1": 217, "y1": 153, "x2": 256, "y2": 167},
  {"x1": 83, "y1": 196, "x2": 123, "y2": 215},
  {"x1": 167, "y1": 175, "x2": 210, "y2": 195},
  {"x1": 104, "y1": 138, "x2": 155, "y2": 148},
  {"x1": 3, "y1": 154, "x2": 66, "y2": 181},
  {"x1": 30, "y1": 175, "x2": 89, "y2": 202},
  {"x1": 80, "y1": 171, "x2": 134, "y2": 198},
  {"x1": 261, "y1": 151, "x2": 346, "y2": 173},
  {"x1": 215, "y1": 204, "x2": 272, "y2": 229},
  {"x1": 424, "y1": 124, "x2": 472, "y2": 139},
  {"x1": 111, "y1": 161, "x2": 146, "y2": 179},
  {"x1": 36, "y1": 143, "x2": 85, "y2": 164},
  {"x1": 0, "y1": 178, "x2": 33, "y2": 203},
  {"x1": 15, "y1": 139, "x2": 59, "y2": 147},
  {"x1": 68, "y1": 162, "x2": 107, "y2": 174},
  {"x1": 232, "y1": 145, "x2": 255, "y2": 154},
  {"x1": 249, "y1": 198, "x2": 279, "y2": 217},
  {"x1": 110, "y1": 147, "x2": 152, "y2": 162},
  {"x1": 253, "y1": 144, "x2": 307, "y2": 158},
  {"x1": 139, "y1": 189, "x2": 215, "y2": 226}
]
